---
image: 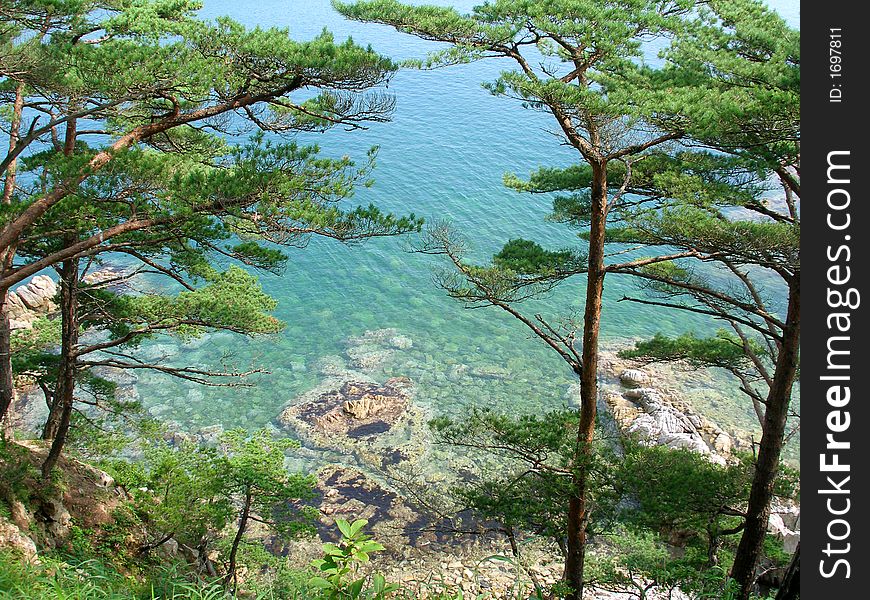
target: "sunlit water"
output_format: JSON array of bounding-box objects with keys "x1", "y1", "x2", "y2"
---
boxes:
[{"x1": 129, "y1": 0, "x2": 800, "y2": 457}]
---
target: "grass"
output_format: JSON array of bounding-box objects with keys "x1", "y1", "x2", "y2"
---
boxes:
[{"x1": 0, "y1": 552, "x2": 226, "y2": 600}]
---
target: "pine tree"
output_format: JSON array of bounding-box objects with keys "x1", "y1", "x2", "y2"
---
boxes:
[
  {"x1": 604, "y1": 1, "x2": 799, "y2": 596},
  {"x1": 334, "y1": 1, "x2": 697, "y2": 597},
  {"x1": 0, "y1": 0, "x2": 421, "y2": 435}
]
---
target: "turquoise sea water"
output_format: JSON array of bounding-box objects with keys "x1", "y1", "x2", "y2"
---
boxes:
[{"x1": 132, "y1": 1, "x2": 800, "y2": 447}]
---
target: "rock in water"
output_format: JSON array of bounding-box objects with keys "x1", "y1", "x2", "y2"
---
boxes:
[
  {"x1": 277, "y1": 374, "x2": 428, "y2": 470},
  {"x1": 344, "y1": 395, "x2": 394, "y2": 420},
  {"x1": 389, "y1": 335, "x2": 414, "y2": 350},
  {"x1": 281, "y1": 379, "x2": 411, "y2": 437},
  {"x1": 619, "y1": 369, "x2": 650, "y2": 387}
]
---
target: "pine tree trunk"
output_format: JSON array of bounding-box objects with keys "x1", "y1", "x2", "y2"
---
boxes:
[
  {"x1": 225, "y1": 489, "x2": 253, "y2": 590},
  {"x1": 730, "y1": 278, "x2": 800, "y2": 599},
  {"x1": 41, "y1": 257, "x2": 80, "y2": 478},
  {"x1": 774, "y1": 543, "x2": 799, "y2": 600},
  {"x1": 564, "y1": 162, "x2": 608, "y2": 600},
  {"x1": 0, "y1": 288, "x2": 14, "y2": 432},
  {"x1": 2, "y1": 83, "x2": 24, "y2": 205},
  {"x1": 0, "y1": 83, "x2": 23, "y2": 430},
  {"x1": 41, "y1": 371, "x2": 62, "y2": 440},
  {"x1": 42, "y1": 118, "x2": 78, "y2": 445}
]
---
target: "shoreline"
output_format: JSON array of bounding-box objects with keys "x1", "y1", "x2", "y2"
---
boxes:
[{"x1": 7, "y1": 282, "x2": 799, "y2": 598}]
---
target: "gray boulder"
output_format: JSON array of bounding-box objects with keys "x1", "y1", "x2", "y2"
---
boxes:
[{"x1": 619, "y1": 369, "x2": 650, "y2": 388}]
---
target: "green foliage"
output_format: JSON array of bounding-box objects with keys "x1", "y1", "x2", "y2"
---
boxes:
[
  {"x1": 619, "y1": 331, "x2": 765, "y2": 370},
  {"x1": 1, "y1": 0, "x2": 422, "y2": 470},
  {"x1": 617, "y1": 442, "x2": 752, "y2": 540},
  {"x1": 772, "y1": 462, "x2": 800, "y2": 504},
  {"x1": 126, "y1": 440, "x2": 233, "y2": 550},
  {"x1": 109, "y1": 427, "x2": 315, "y2": 558},
  {"x1": 429, "y1": 410, "x2": 796, "y2": 593},
  {"x1": 113, "y1": 266, "x2": 283, "y2": 340},
  {"x1": 0, "y1": 550, "x2": 226, "y2": 600},
  {"x1": 656, "y1": 0, "x2": 799, "y2": 169},
  {"x1": 210, "y1": 538, "x2": 313, "y2": 598},
  {"x1": 66, "y1": 523, "x2": 98, "y2": 561},
  {"x1": 9, "y1": 317, "x2": 61, "y2": 381},
  {"x1": 605, "y1": 205, "x2": 799, "y2": 271},
  {"x1": 586, "y1": 526, "x2": 710, "y2": 597},
  {"x1": 0, "y1": 439, "x2": 39, "y2": 507},
  {"x1": 309, "y1": 519, "x2": 399, "y2": 600},
  {"x1": 493, "y1": 239, "x2": 584, "y2": 276},
  {"x1": 503, "y1": 164, "x2": 609, "y2": 195},
  {"x1": 422, "y1": 225, "x2": 586, "y2": 309},
  {"x1": 431, "y1": 408, "x2": 620, "y2": 544},
  {"x1": 218, "y1": 427, "x2": 317, "y2": 538}
]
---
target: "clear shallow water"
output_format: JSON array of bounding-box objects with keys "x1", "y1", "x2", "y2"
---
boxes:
[{"x1": 133, "y1": 0, "x2": 800, "y2": 446}]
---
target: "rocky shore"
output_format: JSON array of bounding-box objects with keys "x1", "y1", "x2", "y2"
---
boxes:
[
  {"x1": 5, "y1": 270, "x2": 127, "y2": 331},
  {"x1": 5, "y1": 275, "x2": 57, "y2": 330},
  {"x1": 598, "y1": 350, "x2": 751, "y2": 464},
  {"x1": 597, "y1": 347, "x2": 799, "y2": 554},
  {"x1": 5, "y1": 308, "x2": 799, "y2": 597}
]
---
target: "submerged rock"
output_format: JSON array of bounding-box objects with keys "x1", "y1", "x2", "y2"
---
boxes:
[
  {"x1": 469, "y1": 365, "x2": 511, "y2": 380},
  {"x1": 343, "y1": 328, "x2": 415, "y2": 373},
  {"x1": 619, "y1": 369, "x2": 650, "y2": 388},
  {"x1": 277, "y1": 374, "x2": 428, "y2": 469},
  {"x1": 314, "y1": 355, "x2": 349, "y2": 377},
  {"x1": 281, "y1": 378, "x2": 412, "y2": 437},
  {"x1": 347, "y1": 345, "x2": 394, "y2": 372},
  {"x1": 389, "y1": 335, "x2": 414, "y2": 350},
  {"x1": 292, "y1": 466, "x2": 495, "y2": 555}
]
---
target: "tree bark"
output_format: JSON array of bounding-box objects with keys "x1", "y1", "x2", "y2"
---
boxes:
[
  {"x1": 2, "y1": 83, "x2": 24, "y2": 205},
  {"x1": 564, "y1": 161, "x2": 608, "y2": 600},
  {"x1": 41, "y1": 257, "x2": 80, "y2": 478},
  {"x1": 774, "y1": 542, "x2": 799, "y2": 600},
  {"x1": 41, "y1": 116, "x2": 78, "y2": 443},
  {"x1": 0, "y1": 83, "x2": 24, "y2": 430},
  {"x1": 0, "y1": 288, "x2": 14, "y2": 433},
  {"x1": 730, "y1": 278, "x2": 800, "y2": 599},
  {"x1": 225, "y1": 489, "x2": 253, "y2": 590}
]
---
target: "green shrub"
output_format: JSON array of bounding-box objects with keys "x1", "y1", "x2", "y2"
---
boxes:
[{"x1": 309, "y1": 518, "x2": 399, "y2": 600}]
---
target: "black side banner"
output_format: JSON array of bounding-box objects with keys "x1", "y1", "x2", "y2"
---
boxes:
[{"x1": 803, "y1": 2, "x2": 867, "y2": 596}]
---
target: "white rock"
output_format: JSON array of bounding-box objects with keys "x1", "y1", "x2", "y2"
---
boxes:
[
  {"x1": 10, "y1": 316, "x2": 35, "y2": 331},
  {"x1": 623, "y1": 387, "x2": 655, "y2": 400},
  {"x1": 619, "y1": 369, "x2": 650, "y2": 387},
  {"x1": 713, "y1": 433, "x2": 733, "y2": 454},
  {"x1": 782, "y1": 531, "x2": 800, "y2": 553},
  {"x1": 659, "y1": 432, "x2": 709, "y2": 453},
  {"x1": 768, "y1": 508, "x2": 800, "y2": 553},
  {"x1": 8, "y1": 275, "x2": 58, "y2": 314},
  {"x1": 4, "y1": 291, "x2": 27, "y2": 318},
  {"x1": 389, "y1": 335, "x2": 414, "y2": 350},
  {"x1": 14, "y1": 285, "x2": 45, "y2": 310},
  {"x1": 29, "y1": 275, "x2": 57, "y2": 296}
]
